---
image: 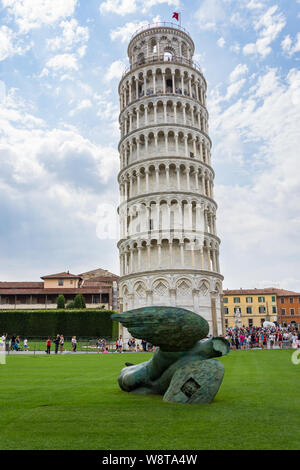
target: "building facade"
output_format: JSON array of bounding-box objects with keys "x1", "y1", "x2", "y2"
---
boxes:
[
  {"x1": 223, "y1": 288, "x2": 300, "y2": 328},
  {"x1": 0, "y1": 268, "x2": 119, "y2": 310},
  {"x1": 117, "y1": 22, "x2": 224, "y2": 339},
  {"x1": 276, "y1": 291, "x2": 300, "y2": 326}
]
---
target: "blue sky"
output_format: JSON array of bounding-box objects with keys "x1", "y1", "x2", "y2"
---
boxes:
[{"x1": 0, "y1": 0, "x2": 299, "y2": 290}]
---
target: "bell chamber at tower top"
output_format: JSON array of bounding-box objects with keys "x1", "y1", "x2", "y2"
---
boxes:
[{"x1": 119, "y1": 23, "x2": 206, "y2": 96}]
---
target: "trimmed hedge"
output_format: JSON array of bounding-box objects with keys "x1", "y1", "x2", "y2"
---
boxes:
[{"x1": 0, "y1": 309, "x2": 119, "y2": 339}]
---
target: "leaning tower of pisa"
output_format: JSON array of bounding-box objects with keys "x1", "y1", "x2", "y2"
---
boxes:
[{"x1": 117, "y1": 22, "x2": 224, "y2": 340}]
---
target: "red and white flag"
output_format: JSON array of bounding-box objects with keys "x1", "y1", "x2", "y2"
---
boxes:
[{"x1": 172, "y1": 12, "x2": 179, "y2": 21}]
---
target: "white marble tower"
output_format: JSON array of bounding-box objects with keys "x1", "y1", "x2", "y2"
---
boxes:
[{"x1": 117, "y1": 23, "x2": 224, "y2": 340}]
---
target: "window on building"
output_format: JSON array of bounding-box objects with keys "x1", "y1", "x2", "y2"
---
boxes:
[
  {"x1": 258, "y1": 296, "x2": 265, "y2": 302},
  {"x1": 246, "y1": 297, "x2": 253, "y2": 303},
  {"x1": 225, "y1": 319, "x2": 228, "y2": 327},
  {"x1": 70, "y1": 280, "x2": 73, "y2": 285},
  {"x1": 289, "y1": 297, "x2": 294, "y2": 304},
  {"x1": 298, "y1": 297, "x2": 300, "y2": 303},
  {"x1": 58, "y1": 280, "x2": 64, "y2": 286},
  {"x1": 234, "y1": 297, "x2": 240, "y2": 303},
  {"x1": 224, "y1": 307, "x2": 228, "y2": 314},
  {"x1": 246, "y1": 307, "x2": 252, "y2": 314},
  {"x1": 272, "y1": 296, "x2": 276, "y2": 302},
  {"x1": 280, "y1": 297, "x2": 284, "y2": 304},
  {"x1": 272, "y1": 306, "x2": 276, "y2": 313},
  {"x1": 290, "y1": 308, "x2": 295, "y2": 315},
  {"x1": 259, "y1": 306, "x2": 266, "y2": 313},
  {"x1": 248, "y1": 319, "x2": 253, "y2": 327},
  {"x1": 223, "y1": 298, "x2": 228, "y2": 303},
  {"x1": 149, "y1": 219, "x2": 153, "y2": 230},
  {"x1": 281, "y1": 308, "x2": 286, "y2": 315}
]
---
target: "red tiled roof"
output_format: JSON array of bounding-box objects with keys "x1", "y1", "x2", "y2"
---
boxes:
[
  {"x1": 79, "y1": 269, "x2": 119, "y2": 280},
  {"x1": 41, "y1": 272, "x2": 82, "y2": 280},
  {"x1": 0, "y1": 282, "x2": 44, "y2": 289},
  {"x1": 81, "y1": 281, "x2": 113, "y2": 288},
  {"x1": 0, "y1": 288, "x2": 102, "y2": 295},
  {"x1": 223, "y1": 288, "x2": 300, "y2": 296}
]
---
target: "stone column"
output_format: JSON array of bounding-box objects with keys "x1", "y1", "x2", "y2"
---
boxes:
[
  {"x1": 176, "y1": 166, "x2": 181, "y2": 190},
  {"x1": 135, "y1": 78, "x2": 139, "y2": 99},
  {"x1": 175, "y1": 133, "x2": 179, "y2": 153},
  {"x1": 183, "y1": 104, "x2": 186, "y2": 124},
  {"x1": 172, "y1": 72, "x2": 175, "y2": 92},
  {"x1": 173, "y1": 103, "x2": 177, "y2": 123},
  {"x1": 163, "y1": 102, "x2": 167, "y2": 122},
  {"x1": 166, "y1": 166, "x2": 170, "y2": 186},
  {"x1": 155, "y1": 167, "x2": 159, "y2": 189},
  {"x1": 180, "y1": 241, "x2": 185, "y2": 266}
]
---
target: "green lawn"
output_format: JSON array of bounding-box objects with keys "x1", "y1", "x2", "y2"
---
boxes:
[{"x1": 1, "y1": 350, "x2": 299, "y2": 450}]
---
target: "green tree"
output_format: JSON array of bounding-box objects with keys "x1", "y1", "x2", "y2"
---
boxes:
[
  {"x1": 57, "y1": 294, "x2": 65, "y2": 309},
  {"x1": 66, "y1": 300, "x2": 75, "y2": 309},
  {"x1": 74, "y1": 294, "x2": 86, "y2": 309}
]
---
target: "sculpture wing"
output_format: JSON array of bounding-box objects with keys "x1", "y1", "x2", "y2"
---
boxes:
[{"x1": 111, "y1": 306, "x2": 209, "y2": 352}]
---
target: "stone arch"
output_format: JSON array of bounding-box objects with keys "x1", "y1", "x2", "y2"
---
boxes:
[
  {"x1": 176, "y1": 277, "x2": 192, "y2": 297},
  {"x1": 198, "y1": 279, "x2": 210, "y2": 296},
  {"x1": 152, "y1": 277, "x2": 169, "y2": 300}
]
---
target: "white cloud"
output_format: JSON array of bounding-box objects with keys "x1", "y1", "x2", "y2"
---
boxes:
[
  {"x1": 195, "y1": 0, "x2": 226, "y2": 31},
  {"x1": 100, "y1": 0, "x2": 137, "y2": 15},
  {"x1": 110, "y1": 20, "x2": 149, "y2": 43},
  {"x1": 45, "y1": 53, "x2": 79, "y2": 72},
  {"x1": 105, "y1": 60, "x2": 126, "y2": 81},
  {"x1": 281, "y1": 33, "x2": 300, "y2": 57},
  {"x1": 2, "y1": 0, "x2": 78, "y2": 32},
  {"x1": 0, "y1": 86, "x2": 119, "y2": 234},
  {"x1": 47, "y1": 19, "x2": 89, "y2": 52},
  {"x1": 210, "y1": 67, "x2": 300, "y2": 288},
  {"x1": 246, "y1": 0, "x2": 264, "y2": 9},
  {"x1": 0, "y1": 26, "x2": 16, "y2": 61},
  {"x1": 230, "y1": 42, "x2": 241, "y2": 54},
  {"x1": 69, "y1": 99, "x2": 93, "y2": 116},
  {"x1": 0, "y1": 25, "x2": 32, "y2": 61},
  {"x1": 99, "y1": 0, "x2": 179, "y2": 16},
  {"x1": 243, "y1": 5, "x2": 286, "y2": 57},
  {"x1": 217, "y1": 36, "x2": 226, "y2": 48},
  {"x1": 229, "y1": 63, "x2": 248, "y2": 82},
  {"x1": 225, "y1": 78, "x2": 246, "y2": 100},
  {"x1": 140, "y1": 0, "x2": 179, "y2": 13}
]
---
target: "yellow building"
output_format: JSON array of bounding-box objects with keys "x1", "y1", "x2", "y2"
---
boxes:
[{"x1": 223, "y1": 288, "x2": 278, "y2": 328}]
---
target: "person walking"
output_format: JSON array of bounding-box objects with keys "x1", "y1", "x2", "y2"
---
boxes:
[
  {"x1": 53, "y1": 334, "x2": 60, "y2": 354},
  {"x1": 46, "y1": 337, "x2": 51, "y2": 354},
  {"x1": 71, "y1": 336, "x2": 77, "y2": 352},
  {"x1": 10, "y1": 334, "x2": 16, "y2": 351},
  {"x1": 15, "y1": 336, "x2": 21, "y2": 351},
  {"x1": 59, "y1": 334, "x2": 64, "y2": 353},
  {"x1": 118, "y1": 335, "x2": 123, "y2": 352}
]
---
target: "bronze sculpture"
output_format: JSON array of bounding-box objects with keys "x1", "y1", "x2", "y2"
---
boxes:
[{"x1": 111, "y1": 306, "x2": 230, "y2": 404}]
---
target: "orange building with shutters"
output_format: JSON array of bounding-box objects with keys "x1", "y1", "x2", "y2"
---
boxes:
[{"x1": 276, "y1": 290, "x2": 300, "y2": 327}]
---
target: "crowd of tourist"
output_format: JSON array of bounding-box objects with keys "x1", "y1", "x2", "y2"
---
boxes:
[
  {"x1": 225, "y1": 325, "x2": 300, "y2": 350},
  {"x1": 0, "y1": 332, "x2": 155, "y2": 354},
  {"x1": 2, "y1": 325, "x2": 299, "y2": 354}
]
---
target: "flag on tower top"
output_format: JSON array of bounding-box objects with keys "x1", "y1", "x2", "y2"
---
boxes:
[{"x1": 172, "y1": 12, "x2": 179, "y2": 21}]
